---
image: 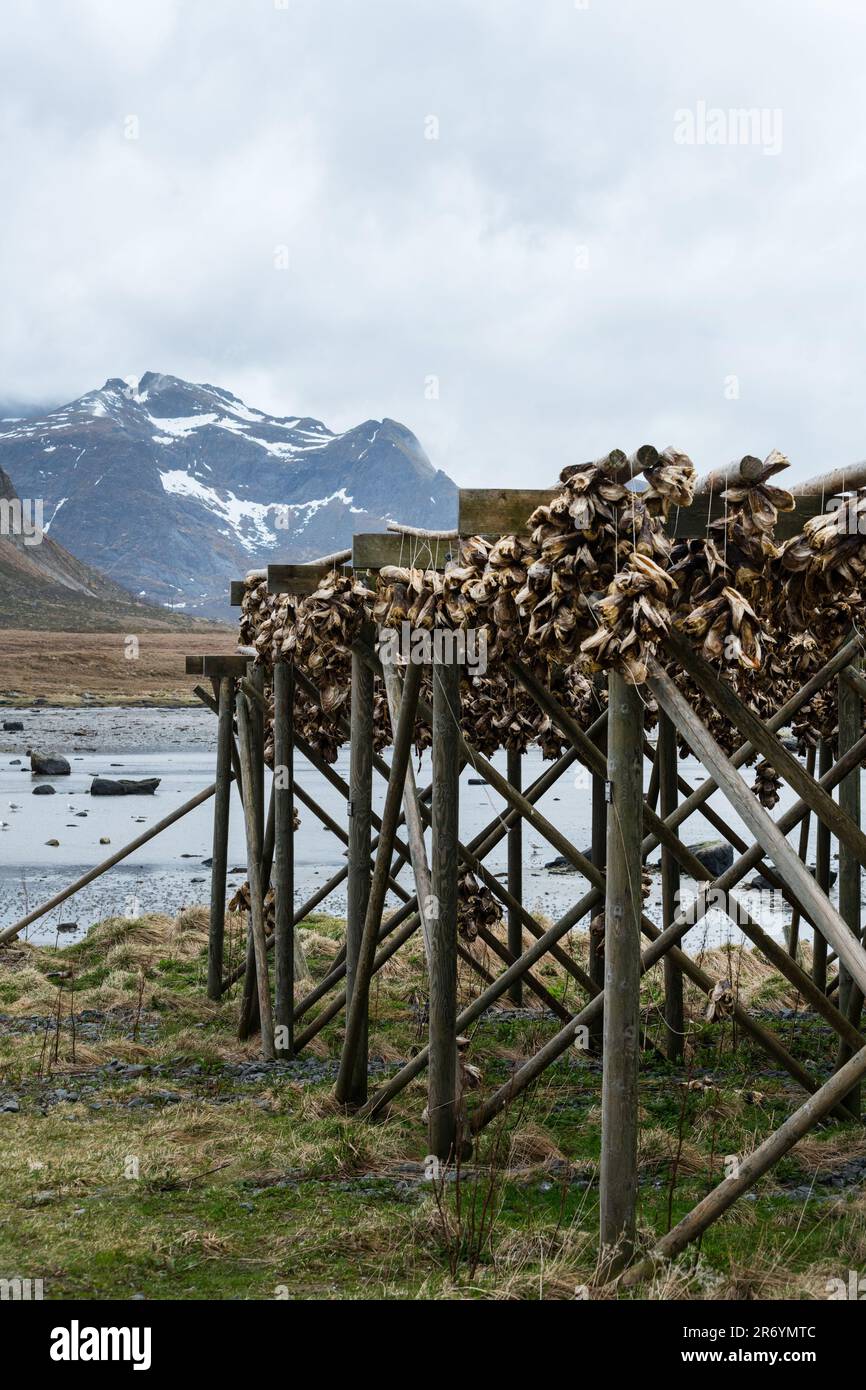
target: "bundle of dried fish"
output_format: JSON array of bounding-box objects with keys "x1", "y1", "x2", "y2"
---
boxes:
[
  {"x1": 456, "y1": 869, "x2": 503, "y2": 942},
  {"x1": 580, "y1": 552, "x2": 678, "y2": 684},
  {"x1": 675, "y1": 585, "x2": 765, "y2": 671},
  {"x1": 751, "y1": 759, "x2": 782, "y2": 810}
]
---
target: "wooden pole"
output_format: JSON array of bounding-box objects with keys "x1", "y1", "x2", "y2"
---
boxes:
[
  {"x1": 207, "y1": 675, "x2": 234, "y2": 1001},
  {"x1": 589, "y1": 699, "x2": 607, "y2": 1052},
  {"x1": 335, "y1": 659, "x2": 422, "y2": 1105},
  {"x1": 663, "y1": 630, "x2": 866, "y2": 872},
  {"x1": 235, "y1": 691, "x2": 275, "y2": 1059},
  {"x1": 345, "y1": 625, "x2": 375, "y2": 1101},
  {"x1": 381, "y1": 658, "x2": 434, "y2": 963},
  {"x1": 814, "y1": 739, "x2": 832, "y2": 991},
  {"x1": 507, "y1": 746, "x2": 523, "y2": 1005},
  {"x1": 658, "y1": 711, "x2": 684, "y2": 1061},
  {"x1": 429, "y1": 651, "x2": 461, "y2": 1162},
  {"x1": 835, "y1": 662, "x2": 862, "y2": 1114},
  {"x1": 238, "y1": 665, "x2": 267, "y2": 1039},
  {"x1": 599, "y1": 670, "x2": 643, "y2": 1277},
  {"x1": 619, "y1": 1042, "x2": 866, "y2": 1289},
  {"x1": 0, "y1": 779, "x2": 225, "y2": 945},
  {"x1": 648, "y1": 662, "x2": 866, "y2": 1001},
  {"x1": 786, "y1": 744, "x2": 816, "y2": 958},
  {"x1": 510, "y1": 652, "x2": 866, "y2": 1049},
  {"x1": 273, "y1": 661, "x2": 294, "y2": 1058}
]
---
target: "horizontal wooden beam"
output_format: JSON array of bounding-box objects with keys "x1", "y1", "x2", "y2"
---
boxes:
[
  {"x1": 457, "y1": 486, "x2": 828, "y2": 540},
  {"x1": 185, "y1": 654, "x2": 251, "y2": 677},
  {"x1": 267, "y1": 563, "x2": 344, "y2": 595},
  {"x1": 352, "y1": 532, "x2": 453, "y2": 571}
]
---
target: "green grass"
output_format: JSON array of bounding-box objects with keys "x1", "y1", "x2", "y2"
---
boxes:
[{"x1": 0, "y1": 908, "x2": 863, "y2": 1300}]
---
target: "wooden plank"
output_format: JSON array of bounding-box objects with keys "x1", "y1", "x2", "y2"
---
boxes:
[
  {"x1": 352, "y1": 531, "x2": 453, "y2": 570},
  {"x1": 185, "y1": 653, "x2": 250, "y2": 678},
  {"x1": 456, "y1": 487, "x2": 830, "y2": 541},
  {"x1": 599, "y1": 670, "x2": 643, "y2": 1277},
  {"x1": 458, "y1": 488, "x2": 551, "y2": 536},
  {"x1": 268, "y1": 563, "x2": 346, "y2": 595}
]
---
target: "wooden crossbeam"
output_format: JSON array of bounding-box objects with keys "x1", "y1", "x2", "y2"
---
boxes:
[
  {"x1": 648, "y1": 661, "x2": 866, "y2": 1001},
  {"x1": 352, "y1": 531, "x2": 453, "y2": 571},
  {"x1": 267, "y1": 563, "x2": 344, "y2": 595},
  {"x1": 457, "y1": 486, "x2": 829, "y2": 540},
  {"x1": 185, "y1": 653, "x2": 250, "y2": 677}
]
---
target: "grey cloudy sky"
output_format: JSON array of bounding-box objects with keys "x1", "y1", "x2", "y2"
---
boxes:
[{"x1": 1, "y1": 0, "x2": 864, "y2": 486}]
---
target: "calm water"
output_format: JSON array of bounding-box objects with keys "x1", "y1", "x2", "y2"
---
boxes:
[{"x1": 0, "y1": 705, "x2": 830, "y2": 950}]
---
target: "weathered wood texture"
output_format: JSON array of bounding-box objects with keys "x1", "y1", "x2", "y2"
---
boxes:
[
  {"x1": 658, "y1": 711, "x2": 683, "y2": 1061},
  {"x1": 272, "y1": 661, "x2": 295, "y2": 1056},
  {"x1": 507, "y1": 746, "x2": 523, "y2": 1005},
  {"x1": 428, "y1": 655, "x2": 461, "y2": 1161},
  {"x1": 235, "y1": 691, "x2": 275, "y2": 1059},
  {"x1": 207, "y1": 675, "x2": 234, "y2": 1001},
  {"x1": 599, "y1": 671, "x2": 643, "y2": 1276}
]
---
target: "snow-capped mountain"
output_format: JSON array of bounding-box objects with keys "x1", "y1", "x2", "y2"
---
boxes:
[{"x1": 0, "y1": 372, "x2": 457, "y2": 617}]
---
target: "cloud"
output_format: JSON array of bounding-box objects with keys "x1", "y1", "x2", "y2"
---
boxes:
[{"x1": 1, "y1": 0, "x2": 865, "y2": 485}]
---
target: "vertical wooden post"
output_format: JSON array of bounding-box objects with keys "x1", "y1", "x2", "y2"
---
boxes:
[
  {"x1": 345, "y1": 626, "x2": 375, "y2": 1103},
  {"x1": 836, "y1": 666, "x2": 862, "y2": 1113},
  {"x1": 235, "y1": 691, "x2": 275, "y2": 1060},
  {"x1": 600, "y1": 669, "x2": 643, "y2": 1277},
  {"x1": 786, "y1": 745, "x2": 816, "y2": 958},
  {"x1": 335, "y1": 658, "x2": 422, "y2": 1105},
  {"x1": 589, "y1": 698, "x2": 607, "y2": 1053},
  {"x1": 238, "y1": 665, "x2": 267, "y2": 1039},
  {"x1": 813, "y1": 738, "x2": 831, "y2": 993},
  {"x1": 273, "y1": 661, "x2": 294, "y2": 1058},
  {"x1": 429, "y1": 649, "x2": 461, "y2": 1162},
  {"x1": 507, "y1": 746, "x2": 523, "y2": 1005},
  {"x1": 207, "y1": 675, "x2": 233, "y2": 1001},
  {"x1": 658, "y1": 711, "x2": 683, "y2": 1061}
]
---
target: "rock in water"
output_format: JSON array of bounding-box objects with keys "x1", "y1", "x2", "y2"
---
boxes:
[
  {"x1": 544, "y1": 849, "x2": 593, "y2": 874},
  {"x1": 90, "y1": 777, "x2": 160, "y2": 797},
  {"x1": 3, "y1": 720, "x2": 23, "y2": 732},
  {"x1": 686, "y1": 841, "x2": 734, "y2": 877},
  {"x1": 30, "y1": 751, "x2": 71, "y2": 776},
  {"x1": 32, "y1": 784, "x2": 56, "y2": 795}
]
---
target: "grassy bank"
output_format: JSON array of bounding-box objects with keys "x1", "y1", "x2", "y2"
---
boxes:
[
  {"x1": 0, "y1": 630, "x2": 235, "y2": 707},
  {"x1": 0, "y1": 910, "x2": 863, "y2": 1300}
]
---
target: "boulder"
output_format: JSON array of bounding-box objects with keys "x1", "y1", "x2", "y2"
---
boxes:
[
  {"x1": 3, "y1": 720, "x2": 23, "y2": 732},
  {"x1": 685, "y1": 840, "x2": 734, "y2": 878},
  {"x1": 750, "y1": 865, "x2": 837, "y2": 892},
  {"x1": 32, "y1": 784, "x2": 56, "y2": 796},
  {"x1": 90, "y1": 777, "x2": 160, "y2": 797},
  {"x1": 544, "y1": 848, "x2": 593, "y2": 874},
  {"x1": 30, "y1": 751, "x2": 70, "y2": 776}
]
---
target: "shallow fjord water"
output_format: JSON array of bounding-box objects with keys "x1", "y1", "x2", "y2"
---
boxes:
[{"x1": 0, "y1": 705, "x2": 824, "y2": 951}]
